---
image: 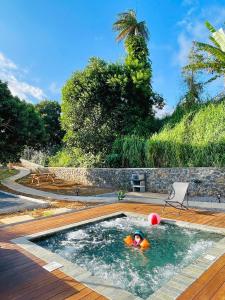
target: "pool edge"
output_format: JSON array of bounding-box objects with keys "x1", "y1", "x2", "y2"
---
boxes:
[{"x1": 11, "y1": 211, "x2": 225, "y2": 300}]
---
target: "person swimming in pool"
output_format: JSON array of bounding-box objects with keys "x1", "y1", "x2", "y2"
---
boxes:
[
  {"x1": 124, "y1": 230, "x2": 150, "y2": 249},
  {"x1": 133, "y1": 230, "x2": 144, "y2": 247}
]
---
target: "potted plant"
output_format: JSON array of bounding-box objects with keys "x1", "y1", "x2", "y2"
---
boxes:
[{"x1": 117, "y1": 190, "x2": 126, "y2": 201}]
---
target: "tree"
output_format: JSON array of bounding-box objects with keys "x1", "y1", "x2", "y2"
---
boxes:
[
  {"x1": 61, "y1": 58, "x2": 128, "y2": 154},
  {"x1": 113, "y1": 9, "x2": 149, "y2": 42},
  {"x1": 35, "y1": 100, "x2": 64, "y2": 149},
  {"x1": 181, "y1": 48, "x2": 203, "y2": 109},
  {"x1": 0, "y1": 81, "x2": 46, "y2": 163},
  {"x1": 184, "y1": 21, "x2": 225, "y2": 84},
  {"x1": 113, "y1": 9, "x2": 164, "y2": 125}
]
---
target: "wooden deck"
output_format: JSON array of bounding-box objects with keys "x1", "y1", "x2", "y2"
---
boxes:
[{"x1": 0, "y1": 202, "x2": 225, "y2": 300}]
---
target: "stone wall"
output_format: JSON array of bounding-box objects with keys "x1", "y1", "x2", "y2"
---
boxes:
[
  {"x1": 20, "y1": 160, "x2": 224, "y2": 197},
  {"x1": 46, "y1": 166, "x2": 225, "y2": 197}
]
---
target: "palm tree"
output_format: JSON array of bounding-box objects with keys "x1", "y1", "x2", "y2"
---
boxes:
[
  {"x1": 185, "y1": 21, "x2": 225, "y2": 84},
  {"x1": 113, "y1": 9, "x2": 149, "y2": 42}
]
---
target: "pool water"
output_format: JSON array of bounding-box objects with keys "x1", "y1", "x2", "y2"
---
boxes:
[{"x1": 35, "y1": 215, "x2": 222, "y2": 299}]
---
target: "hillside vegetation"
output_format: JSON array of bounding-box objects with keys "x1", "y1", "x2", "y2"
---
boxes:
[{"x1": 107, "y1": 100, "x2": 225, "y2": 167}]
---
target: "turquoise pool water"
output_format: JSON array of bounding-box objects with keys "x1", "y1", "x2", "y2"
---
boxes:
[{"x1": 35, "y1": 215, "x2": 222, "y2": 299}]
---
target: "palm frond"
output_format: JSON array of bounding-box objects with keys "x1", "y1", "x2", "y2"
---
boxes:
[
  {"x1": 204, "y1": 75, "x2": 220, "y2": 84},
  {"x1": 113, "y1": 9, "x2": 149, "y2": 43},
  {"x1": 194, "y1": 41, "x2": 225, "y2": 62},
  {"x1": 209, "y1": 36, "x2": 221, "y2": 49},
  {"x1": 137, "y1": 21, "x2": 149, "y2": 41},
  {"x1": 117, "y1": 9, "x2": 136, "y2": 20},
  {"x1": 205, "y1": 21, "x2": 222, "y2": 49},
  {"x1": 205, "y1": 21, "x2": 216, "y2": 33},
  {"x1": 185, "y1": 61, "x2": 225, "y2": 73},
  {"x1": 116, "y1": 26, "x2": 135, "y2": 42},
  {"x1": 184, "y1": 21, "x2": 225, "y2": 84}
]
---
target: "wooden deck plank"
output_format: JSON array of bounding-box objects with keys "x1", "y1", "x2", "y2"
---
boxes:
[
  {"x1": 1, "y1": 202, "x2": 225, "y2": 300},
  {"x1": 211, "y1": 282, "x2": 225, "y2": 300},
  {"x1": 64, "y1": 287, "x2": 94, "y2": 300},
  {"x1": 192, "y1": 266, "x2": 225, "y2": 300}
]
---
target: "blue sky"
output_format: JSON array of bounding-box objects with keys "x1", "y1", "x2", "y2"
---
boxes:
[{"x1": 0, "y1": 0, "x2": 224, "y2": 115}]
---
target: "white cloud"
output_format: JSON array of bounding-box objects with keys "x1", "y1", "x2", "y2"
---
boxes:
[
  {"x1": 176, "y1": 32, "x2": 193, "y2": 66},
  {"x1": 154, "y1": 105, "x2": 174, "y2": 119},
  {"x1": 0, "y1": 52, "x2": 45, "y2": 101},
  {"x1": 0, "y1": 53, "x2": 17, "y2": 70},
  {"x1": 49, "y1": 82, "x2": 61, "y2": 94},
  {"x1": 175, "y1": 5, "x2": 225, "y2": 67}
]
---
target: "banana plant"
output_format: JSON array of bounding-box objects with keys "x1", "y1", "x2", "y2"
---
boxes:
[{"x1": 184, "y1": 21, "x2": 225, "y2": 84}]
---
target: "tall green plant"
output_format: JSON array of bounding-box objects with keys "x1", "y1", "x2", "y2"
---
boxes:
[
  {"x1": 184, "y1": 21, "x2": 225, "y2": 84},
  {"x1": 122, "y1": 135, "x2": 146, "y2": 167},
  {"x1": 109, "y1": 100, "x2": 225, "y2": 168},
  {"x1": 113, "y1": 9, "x2": 164, "y2": 123}
]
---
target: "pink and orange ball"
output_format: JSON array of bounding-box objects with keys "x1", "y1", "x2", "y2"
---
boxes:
[{"x1": 148, "y1": 213, "x2": 161, "y2": 225}]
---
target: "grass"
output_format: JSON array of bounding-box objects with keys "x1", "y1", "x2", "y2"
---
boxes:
[{"x1": 0, "y1": 168, "x2": 19, "y2": 180}]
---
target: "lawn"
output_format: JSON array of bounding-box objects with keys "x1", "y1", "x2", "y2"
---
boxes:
[{"x1": 0, "y1": 168, "x2": 19, "y2": 180}]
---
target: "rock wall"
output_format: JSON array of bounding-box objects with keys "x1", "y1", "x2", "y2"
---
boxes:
[
  {"x1": 20, "y1": 160, "x2": 224, "y2": 197},
  {"x1": 47, "y1": 166, "x2": 224, "y2": 197}
]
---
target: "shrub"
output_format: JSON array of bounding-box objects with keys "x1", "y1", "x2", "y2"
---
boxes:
[{"x1": 48, "y1": 148, "x2": 103, "y2": 167}]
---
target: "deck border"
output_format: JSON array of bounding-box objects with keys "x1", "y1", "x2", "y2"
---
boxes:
[{"x1": 12, "y1": 211, "x2": 225, "y2": 300}]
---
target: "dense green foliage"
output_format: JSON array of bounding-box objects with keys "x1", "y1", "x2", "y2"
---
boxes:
[
  {"x1": 35, "y1": 100, "x2": 64, "y2": 149},
  {"x1": 61, "y1": 55, "x2": 163, "y2": 156},
  {"x1": 108, "y1": 100, "x2": 225, "y2": 167},
  {"x1": 61, "y1": 58, "x2": 127, "y2": 154},
  {"x1": 4, "y1": 14, "x2": 220, "y2": 169},
  {"x1": 61, "y1": 10, "x2": 164, "y2": 160},
  {"x1": 48, "y1": 147, "x2": 103, "y2": 167},
  {"x1": 0, "y1": 81, "x2": 46, "y2": 164}
]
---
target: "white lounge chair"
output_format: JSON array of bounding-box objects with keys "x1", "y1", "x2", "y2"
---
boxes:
[{"x1": 162, "y1": 182, "x2": 190, "y2": 213}]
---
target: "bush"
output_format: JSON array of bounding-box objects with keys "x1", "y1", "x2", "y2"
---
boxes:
[
  {"x1": 105, "y1": 135, "x2": 145, "y2": 167},
  {"x1": 22, "y1": 146, "x2": 50, "y2": 166},
  {"x1": 48, "y1": 148, "x2": 103, "y2": 167}
]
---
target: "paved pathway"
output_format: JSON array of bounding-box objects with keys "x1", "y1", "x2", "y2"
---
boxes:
[
  {"x1": 0, "y1": 191, "x2": 48, "y2": 214},
  {"x1": 1, "y1": 166, "x2": 225, "y2": 211},
  {"x1": 2, "y1": 167, "x2": 117, "y2": 203}
]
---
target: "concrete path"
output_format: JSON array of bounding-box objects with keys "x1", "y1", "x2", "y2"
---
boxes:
[
  {"x1": 1, "y1": 167, "x2": 117, "y2": 203},
  {"x1": 0, "y1": 191, "x2": 48, "y2": 214},
  {"x1": 121, "y1": 194, "x2": 225, "y2": 211},
  {"x1": 1, "y1": 214, "x2": 34, "y2": 224},
  {"x1": 2, "y1": 166, "x2": 225, "y2": 211}
]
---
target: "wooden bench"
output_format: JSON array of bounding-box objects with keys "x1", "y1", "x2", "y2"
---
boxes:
[{"x1": 31, "y1": 172, "x2": 56, "y2": 185}]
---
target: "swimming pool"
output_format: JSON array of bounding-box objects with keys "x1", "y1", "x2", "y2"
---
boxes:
[{"x1": 32, "y1": 214, "x2": 223, "y2": 299}]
